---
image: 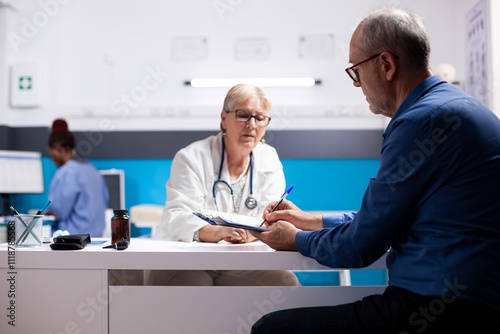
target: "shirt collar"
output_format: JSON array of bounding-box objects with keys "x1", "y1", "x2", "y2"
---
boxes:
[{"x1": 384, "y1": 75, "x2": 447, "y2": 136}]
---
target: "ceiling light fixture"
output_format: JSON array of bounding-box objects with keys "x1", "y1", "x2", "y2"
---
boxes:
[{"x1": 185, "y1": 77, "x2": 321, "y2": 88}]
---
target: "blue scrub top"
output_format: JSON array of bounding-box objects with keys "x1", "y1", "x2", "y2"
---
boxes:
[{"x1": 49, "y1": 159, "x2": 109, "y2": 237}]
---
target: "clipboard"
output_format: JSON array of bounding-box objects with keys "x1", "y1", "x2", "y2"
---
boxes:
[{"x1": 193, "y1": 211, "x2": 269, "y2": 232}]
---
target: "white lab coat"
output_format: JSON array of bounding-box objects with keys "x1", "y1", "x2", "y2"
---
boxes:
[{"x1": 153, "y1": 132, "x2": 286, "y2": 242}]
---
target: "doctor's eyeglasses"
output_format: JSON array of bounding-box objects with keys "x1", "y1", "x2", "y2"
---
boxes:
[{"x1": 226, "y1": 109, "x2": 271, "y2": 127}]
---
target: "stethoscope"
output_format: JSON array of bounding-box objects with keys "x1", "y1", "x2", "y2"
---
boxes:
[{"x1": 212, "y1": 138, "x2": 258, "y2": 210}]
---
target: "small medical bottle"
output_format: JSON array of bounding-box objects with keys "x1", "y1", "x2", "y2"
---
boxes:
[{"x1": 111, "y1": 209, "x2": 130, "y2": 245}]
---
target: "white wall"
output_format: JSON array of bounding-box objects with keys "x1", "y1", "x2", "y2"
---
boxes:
[
  {"x1": 490, "y1": 0, "x2": 499, "y2": 115},
  {"x1": 0, "y1": 6, "x2": 8, "y2": 126},
  {"x1": 0, "y1": 0, "x2": 487, "y2": 131}
]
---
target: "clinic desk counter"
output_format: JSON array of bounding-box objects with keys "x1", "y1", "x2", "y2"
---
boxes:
[
  {"x1": 0, "y1": 239, "x2": 387, "y2": 334},
  {"x1": 2, "y1": 238, "x2": 331, "y2": 271}
]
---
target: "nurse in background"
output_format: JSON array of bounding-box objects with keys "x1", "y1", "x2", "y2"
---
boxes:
[
  {"x1": 151, "y1": 83, "x2": 299, "y2": 286},
  {"x1": 47, "y1": 119, "x2": 109, "y2": 237}
]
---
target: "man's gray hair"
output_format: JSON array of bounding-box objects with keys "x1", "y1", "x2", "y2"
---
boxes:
[{"x1": 359, "y1": 8, "x2": 431, "y2": 72}]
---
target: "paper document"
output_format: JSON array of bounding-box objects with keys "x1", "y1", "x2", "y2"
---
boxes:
[{"x1": 194, "y1": 209, "x2": 268, "y2": 232}]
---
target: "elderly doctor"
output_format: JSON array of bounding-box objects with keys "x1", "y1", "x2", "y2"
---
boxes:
[{"x1": 151, "y1": 83, "x2": 299, "y2": 286}]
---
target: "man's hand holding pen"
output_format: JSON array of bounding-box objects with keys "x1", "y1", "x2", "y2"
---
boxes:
[
  {"x1": 251, "y1": 199, "x2": 324, "y2": 251},
  {"x1": 262, "y1": 200, "x2": 324, "y2": 232}
]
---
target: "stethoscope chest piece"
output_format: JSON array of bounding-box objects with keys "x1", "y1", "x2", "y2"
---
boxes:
[{"x1": 245, "y1": 196, "x2": 258, "y2": 210}]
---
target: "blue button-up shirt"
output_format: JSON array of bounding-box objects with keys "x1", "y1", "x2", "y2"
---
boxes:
[{"x1": 296, "y1": 76, "x2": 500, "y2": 309}]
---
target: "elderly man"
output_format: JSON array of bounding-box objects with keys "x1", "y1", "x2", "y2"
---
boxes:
[{"x1": 251, "y1": 7, "x2": 500, "y2": 334}]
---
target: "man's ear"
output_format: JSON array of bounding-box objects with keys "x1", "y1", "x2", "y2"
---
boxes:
[{"x1": 380, "y1": 51, "x2": 397, "y2": 81}]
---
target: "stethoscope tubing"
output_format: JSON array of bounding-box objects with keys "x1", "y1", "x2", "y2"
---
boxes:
[{"x1": 212, "y1": 138, "x2": 257, "y2": 210}]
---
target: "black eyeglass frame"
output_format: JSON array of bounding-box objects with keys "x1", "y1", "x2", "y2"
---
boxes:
[
  {"x1": 345, "y1": 53, "x2": 381, "y2": 83},
  {"x1": 226, "y1": 109, "x2": 272, "y2": 127}
]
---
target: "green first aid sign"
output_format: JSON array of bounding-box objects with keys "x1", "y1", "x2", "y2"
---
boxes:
[{"x1": 19, "y1": 76, "x2": 32, "y2": 90}]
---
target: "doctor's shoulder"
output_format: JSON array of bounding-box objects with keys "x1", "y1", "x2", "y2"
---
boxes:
[{"x1": 171, "y1": 136, "x2": 215, "y2": 168}]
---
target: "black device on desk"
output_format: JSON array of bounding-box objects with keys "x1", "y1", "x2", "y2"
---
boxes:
[
  {"x1": 103, "y1": 238, "x2": 129, "y2": 250},
  {"x1": 50, "y1": 234, "x2": 91, "y2": 250}
]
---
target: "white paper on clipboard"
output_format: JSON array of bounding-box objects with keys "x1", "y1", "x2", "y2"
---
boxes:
[{"x1": 194, "y1": 209, "x2": 268, "y2": 232}]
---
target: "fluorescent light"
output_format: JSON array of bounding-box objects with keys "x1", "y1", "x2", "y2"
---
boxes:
[{"x1": 185, "y1": 77, "x2": 321, "y2": 88}]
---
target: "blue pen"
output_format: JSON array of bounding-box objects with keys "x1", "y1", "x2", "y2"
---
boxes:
[
  {"x1": 36, "y1": 199, "x2": 52, "y2": 216},
  {"x1": 260, "y1": 185, "x2": 294, "y2": 227}
]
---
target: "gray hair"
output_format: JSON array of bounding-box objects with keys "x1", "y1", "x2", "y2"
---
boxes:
[
  {"x1": 220, "y1": 83, "x2": 272, "y2": 134},
  {"x1": 222, "y1": 83, "x2": 271, "y2": 112},
  {"x1": 358, "y1": 8, "x2": 431, "y2": 72}
]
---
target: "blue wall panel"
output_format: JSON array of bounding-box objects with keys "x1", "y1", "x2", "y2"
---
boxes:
[
  {"x1": 14, "y1": 158, "x2": 379, "y2": 213},
  {"x1": 281, "y1": 159, "x2": 379, "y2": 211}
]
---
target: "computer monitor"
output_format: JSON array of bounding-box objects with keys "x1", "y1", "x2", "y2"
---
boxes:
[
  {"x1": 99, "y1": 169, "x2": 125, "y2": 210},
  {"x1": 0, "y1": 150, "x2": 44, "y2": 215}
]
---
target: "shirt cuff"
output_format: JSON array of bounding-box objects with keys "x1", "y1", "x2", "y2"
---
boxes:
[
  {"x1": 323, "y1": 212, "x2": 355, "y2": 228},
  {"x1": 295, "y1": 230, "x2": 312, "y2": 257},
  {"x1": 296, "y1": 213, "x2": 355, "y2": 256}
]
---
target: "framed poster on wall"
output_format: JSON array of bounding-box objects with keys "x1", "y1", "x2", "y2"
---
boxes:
[{"x1": 466, "y1": 0, "x2": 490, "y2": 107}]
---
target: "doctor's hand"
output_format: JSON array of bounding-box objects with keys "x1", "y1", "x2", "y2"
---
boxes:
[
  {"x1": 223, "y1": 228, "x2": 257, "y2": 243},
  {"x1": 199, "y1": 225, "x2": 256, "y2": 244},
  {"x1": 263, "y1": 200, "x2": 323, "y2": 231},
  {"x1": 250, "y1": 221, "x2": 300, "y2": 251}
]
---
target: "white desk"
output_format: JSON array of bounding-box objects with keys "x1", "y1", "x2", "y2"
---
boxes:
[{"x1": 0, "y1": 239, "x2": 386, "y2": 334}]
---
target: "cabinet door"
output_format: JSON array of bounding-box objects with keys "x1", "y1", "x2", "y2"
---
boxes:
[
  {"x1": 0, "y1": 269, "x2": 108, "y2": 334},
  {"x1": 109, "y1": 285, "x2": 386, "y2": 334}
]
